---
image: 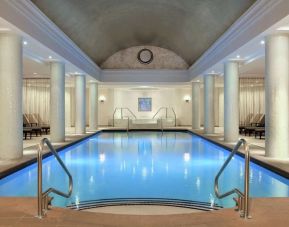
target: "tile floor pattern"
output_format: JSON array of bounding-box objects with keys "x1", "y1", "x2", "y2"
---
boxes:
[{"x1": 1, "y1": 197, "x2": 289, "y2": 227}]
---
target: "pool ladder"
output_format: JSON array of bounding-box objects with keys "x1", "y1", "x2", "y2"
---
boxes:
[
  {"x1": 37, "y1": 138, "x2": 73, "y2": 218},
  {"x1": 214, "y1": 138, "x2": 251, "y2": 219}
]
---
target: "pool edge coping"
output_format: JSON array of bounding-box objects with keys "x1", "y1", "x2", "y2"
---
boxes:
[
  {"x1": 0, "y1": 128, "x2": 289, "y2": 181},
  {"x1": 0, "y1": 131, "x2": 101, "y2": 180}
]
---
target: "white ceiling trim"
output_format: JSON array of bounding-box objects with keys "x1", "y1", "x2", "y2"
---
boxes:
[
  {"x1": 188, "y1": 0, "x2": 289, "y2": 79},
  {"x1": 0, "y1": 0, "x2": 100, "y2": 80}
]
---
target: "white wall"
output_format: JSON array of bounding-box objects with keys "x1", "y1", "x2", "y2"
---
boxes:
[
  {"x1": 98, "y1": 87, "x2": 193, "y2": 126},
  {"x1": 98, "y1": 88, "x2": 114, "y2": 126}
]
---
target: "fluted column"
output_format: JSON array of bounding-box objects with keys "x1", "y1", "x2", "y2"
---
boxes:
[
  {"x1": 0, "y1": 33, "x2": 23, "y2": 159},
  {"x1": 204, "y1": 75, "x2": 215, "y2": 134},
  {"x1": 265, "y1": 34, "x2": 289, "y2": 158},
  {"x1": 50, "y1": 61, "x2": 65, "y2": 142},
  {"x1": 75, "y1": 74, "x2": 86, "y2": 134},
  {"x1": 89, "y1": 82, "x2": 98, "y2": 131},
  {"x1": 224, "y1": 61, "x2": 239, "y2": 142},
  {"x1": 192, "y1": 82, "x2": 200, "y2": 129}
]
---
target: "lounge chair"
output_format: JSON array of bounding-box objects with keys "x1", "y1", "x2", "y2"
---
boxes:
[
  {"x1": 23, "y1": 114, "x2": 42, "y2": 137},
  {"x1": 254, "y1": 127, "x2": 265, "y2": 139},
  {"x1": 239, "y1": 113, "x2": 254, "y2": 134},
  {"x1": 33, "y1": 114, "x2": 50, "y2": 134},
  {"x1": 23, "y1": 128, "x2": 33, "y2": 140},
  {"x1": 244, "y1": 114, "x2": 265, "y2": 136}
]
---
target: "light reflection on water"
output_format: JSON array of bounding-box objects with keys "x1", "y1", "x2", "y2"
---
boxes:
[{"x1": 0, "y1": 131, "x2": 289, "y2": 208}]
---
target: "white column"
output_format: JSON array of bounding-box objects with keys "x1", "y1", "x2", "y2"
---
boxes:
[
  {"x1": 224, "y1": 61, "x2": 239, "y2": 142},
  {"x1": 75, "y1": 74, "x2": 86, "y2": 134},
  {"x1": 0, "y1": 33, "x2": 23, "y2": 160},
  {"x1": 50, "y1": 61, "x2": 65, "y2": 142},
  {"x1": 204, "y1": 75, "x2": 215, "y2": 134},
  {"x1": 89, "y1": 82, "x2": 98, "y2": 131},
  {"x1": 265, "y1": 34, "x2": 289, "y2": 158},
  {"x1": 192, "y1": 82, "x2": 200, "y2": 129}
]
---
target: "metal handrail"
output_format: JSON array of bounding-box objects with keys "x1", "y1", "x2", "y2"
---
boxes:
[
  {"x1": 171, "y1": 108, "x2": 177, "y2": 126},
  {"x1": 214, "y1": 138, "x2": 251, "y2": 219},
  {"x1": 127, "y1": 117, "x2": 129, "y2": 133},
  {"x1": 122, "y1": 108, "x2": 137, "y2": 119},
  {"x1": 153, "y1": 107, "x2": 177, "y2": 127},
  {"x1": 37, "y1": 138, "x2": 73, "y2": 218},
  {"x1": 152, "y1": 107, "x2": 166, "y2": 119},
  {"x1": 113, "y1": 108, "x2": 136, "y2": 127}
]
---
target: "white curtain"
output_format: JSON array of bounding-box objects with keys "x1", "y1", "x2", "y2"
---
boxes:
[
  {"x1": 23, "y1": 79, "x2": 50, "y2": 124},
  {"x1": 239, "y1": 78, "x2": 265, "y2": 125}
]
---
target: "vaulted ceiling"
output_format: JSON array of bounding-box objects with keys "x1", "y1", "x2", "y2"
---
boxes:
[{"x1": 32, "y1": 0, "x2": 256, "y2": 66}]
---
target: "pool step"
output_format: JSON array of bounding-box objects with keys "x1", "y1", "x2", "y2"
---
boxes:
[{"x1": 67, "y1": 198, "x2": 223, "y2": 212}]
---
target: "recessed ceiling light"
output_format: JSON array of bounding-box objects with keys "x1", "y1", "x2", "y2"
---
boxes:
[
  {"x1": 33, "y1": 72, "x2": 37, "y2": 75},
  {"x1": 0, "y1": 28, "x2": 11, "y2": 31},
  {"x1": 23, "y1": 41, "x2": 28, "y2": 45},
  {"x1": 236, "y1": 55, "x2": 240, "y2": 58},
  {"x1": 48, "y1": 56, "x2": 52, "y2": 59},
  {"x1": 277, "y1": 26, "x2": 289, "y2": 31},
  {"x1": 197, "y1": 80, "x2": 200, "y2": 82},
  {"x1": 260, "y1": 40, "x2": 265, "y2": 45}
]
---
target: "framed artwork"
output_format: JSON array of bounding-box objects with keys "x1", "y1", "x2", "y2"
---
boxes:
[{"x1": 138, "y1": 97, "x2": 152, "y2": 112}]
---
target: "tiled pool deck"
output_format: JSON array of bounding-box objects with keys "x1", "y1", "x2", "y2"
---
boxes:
[{"x1": 1, "y1": 197, "x2": 289, "y2": 227}]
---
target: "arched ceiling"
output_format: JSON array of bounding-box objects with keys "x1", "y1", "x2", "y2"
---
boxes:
[{"x1": 31, "y1": 0, "x2": 256, "y2": 66}]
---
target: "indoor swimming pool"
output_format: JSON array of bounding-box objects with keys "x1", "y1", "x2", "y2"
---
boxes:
[{"x1": 0, "y1": 131, "x2": 289, "y2": 208}]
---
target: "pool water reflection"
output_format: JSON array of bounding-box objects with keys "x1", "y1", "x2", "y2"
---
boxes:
[{"x1": 0, "y1": 131, "x2": 289, "y2": 208}]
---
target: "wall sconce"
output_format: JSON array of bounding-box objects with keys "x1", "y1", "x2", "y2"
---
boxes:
[
  {"x1": 184, "y1": 95, "x2": 191, "y2": 103},
  {"x1": 99, "y1": 95, "x2": 106, "y2": 103}
]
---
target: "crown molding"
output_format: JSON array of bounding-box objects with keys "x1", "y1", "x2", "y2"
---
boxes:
[
  {"x1": 189, "y1": 0, "x2": 289, "y2": 79},
  {"x1": 0, "y1": 0, "x2": 100, "y2": 79}
]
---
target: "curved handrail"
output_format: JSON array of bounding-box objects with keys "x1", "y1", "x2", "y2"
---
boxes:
[
  {"x1": 37, "y1": 138, "x2": 73, "y2": 218},
  {"x1": 152, "y1": 107, "x2": 166, "y2": 119},
  {"x1": 214, "y1": 138, "x2": 251, "y2": 219},
  {"x1": 112, "y1": 108, "x2": 118, "y2": 126},
  {"x1": 122, "y1": 108, "x2": 137, "y2": 119},
  {"x1": 171, "y1": 108, "x2": 177, "y2": 126},
  {"x1": 113, "y1": 108, "x2": 136, "y2": 127}
]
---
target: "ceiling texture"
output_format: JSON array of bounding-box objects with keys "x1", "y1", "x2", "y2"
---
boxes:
[{"x1": 31, "y1": 0, "x2": 256, "y2": 67}]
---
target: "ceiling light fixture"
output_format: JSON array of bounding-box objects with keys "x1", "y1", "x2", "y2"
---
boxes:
[
  {"x1": 23, "y1": 41, "x2": 28, "y2": 45},
  {"x1": 236, "y1": 55, "x2": 240, "y2": 58},
  {"x1": 48, "y1": 56, "x2": 52, "y2": 59},
  {"x1": 260, "y1": 40, "x2": 265, "y2": 45}
]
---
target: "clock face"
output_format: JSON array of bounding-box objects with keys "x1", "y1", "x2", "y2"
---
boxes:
[{"x1": 137, "y1": 48, "x2": 153, "y2": 64}]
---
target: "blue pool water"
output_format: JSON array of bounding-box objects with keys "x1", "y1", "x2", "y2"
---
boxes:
[{"x1": 0, "y1": 131, "x2": 289, "y2": 208}]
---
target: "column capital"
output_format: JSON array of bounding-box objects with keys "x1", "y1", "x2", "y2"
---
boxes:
[
  {"x1": 89, "y1": 80, "x2": 98, "y2": 84},
  {"x1": 225, "y1": 59, "x2": 245, "y2": 64},
  {"x1": 71, "y1": 73, "x2": 85, "y2": 77},
  {"x1": 47, "y1": 59, "x2": 65, "y2": 65},
  {"x1": 205, "y1": 73, "x2": 219, "y2": 77}
]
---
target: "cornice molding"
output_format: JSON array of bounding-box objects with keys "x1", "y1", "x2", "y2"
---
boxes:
[
  {"x1": 189, "y1": 0, "x2": 288, "y2": 79},
  {"x1": 1, "y1": 0, "x2": 100, "y2": 79}
]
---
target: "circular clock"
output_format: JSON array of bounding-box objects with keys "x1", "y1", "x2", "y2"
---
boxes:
[{"x1": 137, "y1": 48, "x2": 153, "y2": 64}]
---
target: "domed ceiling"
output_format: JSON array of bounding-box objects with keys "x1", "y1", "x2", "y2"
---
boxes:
[{"x1": 32, "y1": 0, "x2": 256, "y2": 67}]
